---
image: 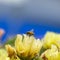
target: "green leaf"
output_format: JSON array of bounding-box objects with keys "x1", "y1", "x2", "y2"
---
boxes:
[
  {"x1": 40, "y1": 47, "x2": 46, "y2": 55},
  {"x1": 33, "y1": 57, "x2": 43, "y2": 60},
  {"x1": 4, "y1": 36, "x2": 16, "y2": 46}
]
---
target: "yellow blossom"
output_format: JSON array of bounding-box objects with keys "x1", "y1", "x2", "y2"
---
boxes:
[
  {"x1": 5, "y1": 44, "x2": 20, "y2": 60},
  {"x1": 0, "y1": 49, "x2": 10, "y2": 60},
  {"x1": 44, "y1": 45, "x2": 60, "y2": 60},
  {"x1": 15, "y1": 34, "x2": 42, "y2": 58},
  {"x1": 29, "y1": 39, "x2": 42, "y2": 58},
  {"x1": 43, "y1": 31, "x2": 60, "y2": 49}
]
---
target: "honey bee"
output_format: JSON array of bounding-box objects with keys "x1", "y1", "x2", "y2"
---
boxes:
[{"x1": 26, "y1": 29, "x2": 34, "y2": 36}]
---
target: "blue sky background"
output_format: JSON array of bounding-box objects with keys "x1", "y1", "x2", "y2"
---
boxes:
[
  {"x1": 1, "y1": 18, "x2": 60, "y2": 42},
  {"x1": 0, "y1": 0, "x2": 60, "y2": 42}
]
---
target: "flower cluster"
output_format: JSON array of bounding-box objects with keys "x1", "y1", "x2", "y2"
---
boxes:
[
  {"x1": 41, "y1": 31, "x2": 60, "y2": 60},
  {"x1": 0, "y1": 31, "x2": 60, "y2": 60}
]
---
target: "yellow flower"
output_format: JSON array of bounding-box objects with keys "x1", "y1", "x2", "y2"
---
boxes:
[
  {"x1": 44, "y1": 45, "x2": 60, "y2": 60},
  {"x1": 15, "y1": 34, "x2": 42, "y2": 58},
  {"x1": 5, "y1": 44, "x2": 16, "y2": 57},
  {"x1": 43, "y1": 31, "x2": 60, "y2": 49},
  {"x1": 0, "y1": 49, "x2": 10, "y2": 60},
  {"x1": 10, "y1": 56, "x2": 20, "y2": 60},
  {"x1": 5, "y1": 44, "x2": 20, "y2": 60},
  {"x1": 29, "y1": 39, "x2": 42, "y2": 58}
]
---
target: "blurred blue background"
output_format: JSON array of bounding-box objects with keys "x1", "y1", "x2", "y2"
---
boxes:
[{"x1": 0, "y1": 0, "x2": 60, "y2": 42}]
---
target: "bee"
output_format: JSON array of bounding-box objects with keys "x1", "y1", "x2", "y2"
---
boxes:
[{"x1": 26, "y1": 29, "x2": 34, "y2": 36}]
